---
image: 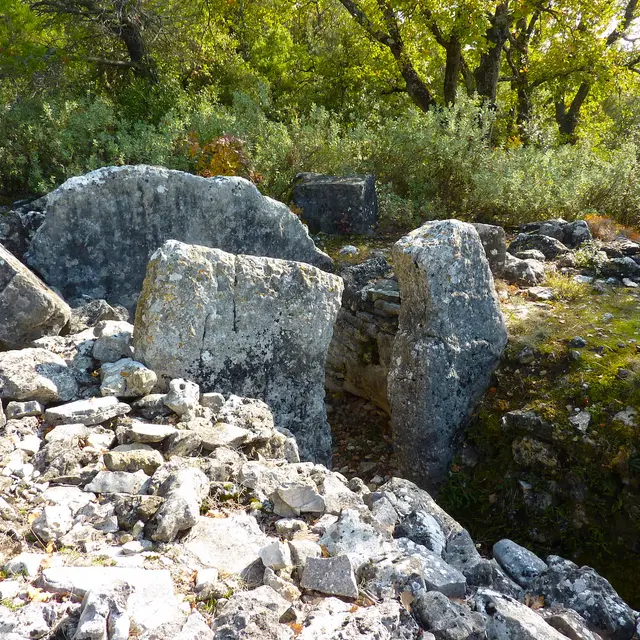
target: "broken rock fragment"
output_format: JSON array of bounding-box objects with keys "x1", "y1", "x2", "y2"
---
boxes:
[{"x1": 0, "y1": 243, "x2": 70, "y2": 350}]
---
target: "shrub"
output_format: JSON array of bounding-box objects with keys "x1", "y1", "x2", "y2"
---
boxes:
[
  {"x1": 585, "y1": 214, "x2": 640, "y2": 242},
  {"x1": 574, "y1": 241, "x2": 608, "y2": 272},
  {"x1": 2, "y1": 90, "x2": 639, "y2": 232}
]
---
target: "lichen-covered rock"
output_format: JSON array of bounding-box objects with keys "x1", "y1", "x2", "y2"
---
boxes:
[
  {"x1": 393, "y1": 511, "x2": 446, "y2": 556},
  {"x1": 473, "y1": 223, "x2": 507, "y2": 277},
  {"x1": 0, "y1": 243, "x2": 70, "y2": 349},
  {"x1": 530, "y1": 556, "x2": 638, "y2": 640},
  {"x1": 67, "y1": 298, "x2": 129, "y2": 334},
  {"x1": 104, "y1": 445, "x2": 164, "y2": 475},
  {"x1": 503, "y1": 253, "x2": 546, "y2": 287},
  {"x1": 412, "y1": 590, "x2": 485, "y2": 640},
  {"x1": 100, "y1": 359, "x2": 157, "y2": 398},
  {"x1": 181, "y1": 514, "x2": 269, "y2": 576},
  {"x1": 134, "y1": 240, "x2": 343, "y2": 464},
  {"x1": 45, "y1": 396, "x2": 130, "y2": 425},
  {"x1": 492, "y1": 539, "x2": 548, "y2": 588},
  {"x1": 148, "y1": 467, "x2": 210, "y2": 543},
  {"x1": 388, "y1": 220, "x2": 507, "y2": 490},
  {"x1": 0, "y1": 348, "x2": 78, "y2": 404},
  {"x1": 300, "y1": 555, "x2": 358, "y2": 598},
  {"x1": 212, "y1": 585, "x2": 293, "y2": 640},
  {"x1": 509, "y1": 233, "x2": 571, "y2": 260},
  {"x1": 92, "y1": 320, "x2": 134, "y2": 363},
  {"x1": 475, "y1": 589, "x2": 566, "y2": 640},
  {"x1": 25, "y1": 166, "x2": 332, "y2": 311},
  {"x1": 32, "y1": 329, "x2": 99, "y2": 392}
]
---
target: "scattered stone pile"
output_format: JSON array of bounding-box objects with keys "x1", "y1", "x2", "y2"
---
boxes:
[
  {"x1": 503, "y1": 218, "x2": 640, "y2": 288},
  {"x1": 0, "y1": 339, "x2": 638, "y2": 638}
]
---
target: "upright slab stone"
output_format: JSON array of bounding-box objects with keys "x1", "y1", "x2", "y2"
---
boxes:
[
  {"x1": 134, "y1": 240, "x2": 343, "y2": 464},
  {"x1": 0, "y1": 244, "x2": 70, "y2": 349},
  {"x1": 293, "y1": 172, "x2": 378, "y2": 235},
  {"x1": 25, "y1": 166, "x2": 332, "y2": 312},
  {"x1": 388, "y1": 220, "x2": 507, "y2": 490},
  {"x1": 472, "y1": 223, "x2": 506, "y2": 278}
]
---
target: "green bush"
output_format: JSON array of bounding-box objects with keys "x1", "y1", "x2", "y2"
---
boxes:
[
  {"x1": 0, "y1": 95, "x2": 186, "y2": 195},
  {"x1": 1, "y1": 90, "x2": 638, "y2": 230}
]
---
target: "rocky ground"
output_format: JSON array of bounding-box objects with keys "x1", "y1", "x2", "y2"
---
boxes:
[
  {"x1": 0, "y1": 314, "x2": 638, "y2": 640},
  {"x1": 1, "y1": 173, "x2": 639, "y2": 639},
  {"x1": 323, "y1": 219, "x2": 640, "y2": 608},
  {"x1": 0, "y1": 299, "x2": 636, "y2": 639}
]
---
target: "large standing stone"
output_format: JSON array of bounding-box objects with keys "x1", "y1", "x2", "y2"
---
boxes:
[
  {"x1": 0, "y1": 243, "x2": 70, "y2": 349},
  {"x1": 134, "y1": 240, "x2": 343, "y2": 464},
  {"x1": 388, "y1": 220, "x2": 507, "y2": 490},
  {"x1": 292, "y1": 172, "x2": 378, "y2": 235},
  {"x1": 25, "y1": 166, "x2": 333, "y2": 312}
]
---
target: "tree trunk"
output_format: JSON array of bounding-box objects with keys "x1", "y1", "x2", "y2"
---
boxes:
[
  {"x1": 393, "y1": 47, "x2": 437, "y2": 111},
  {"x1": 474, "y1": 2, "x2": 510, "y2": 103},
  {"x1": 338, "y1": 0, "x2": 437, "y2": 112},
  {"x1": 117, "y1": 21, "x2": 156, "y2": 81},
  {"x1": 443, "y1": 37, "x2": 461, "y2": 105},
  {"x1": 509, "y1": 13, "x2": 538, "y2": 142},
  {"x1": 554, "y1": 0, "x2": 637, "y2": 141},
  {"x1": 555, "y1": 82, "x2": 590, "y2": 142}
]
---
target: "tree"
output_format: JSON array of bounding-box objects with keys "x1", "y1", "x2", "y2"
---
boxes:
[
  {"x1": 554, "y1": 0, "x2": 639, "y2": 141},
  {"x1": 29, "y1": 0, "x2": 162, "y2": 81},
  {"x1": 337, "y1": 0, "x2": 437, "y2": 110},
  {"x1": 335, "y1": 0, "x2": 515, "y2": 111}
]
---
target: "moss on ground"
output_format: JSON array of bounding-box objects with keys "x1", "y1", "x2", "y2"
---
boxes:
[{"x1": 439, "y1": 280, "x2": 640, "y2": 606}]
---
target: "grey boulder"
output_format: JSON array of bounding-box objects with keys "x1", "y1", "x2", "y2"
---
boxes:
[
  {"x1": 148, "y1": 467, "x2": 210, "y2": 542},
  {"x1": 292, "y1": 172, "x2": 378, "y2": 235},
  {"x1": 45, "y1": 396, "x2": 131, "y2": 425},
  {"x1": 492, "y1": 539, "x2": 548, "y2": 588},
  {"x1": 0, "y1": 348, "x2": 78, "y2": 403},
  {"x1": 473, "y1": 223, "x2": 506, "y2": 277},
  {"x1": 393, "y1": 511, "x2": 446, "y2": 556},
  {"x1": 212, "y1": 585, "x2": 292, "y2": 640},
  {"x1": 509, "y1": 234, "x2": 570, "y2": 260},
  {"x1": 475, "y1": 589, "x2": 566, "y2": 640},
  {"x1": 300, "y1": 555, "x2": 359, "y2": 598},
  {"x1": 92, "y1": 320, "x2": 134, "y2": 363},
  {"x1": 503, "y1": 253, "x2": 546, "y2": 287},
  {"x1": 100, "y1": 359, "x2": 157, "y2": 398},
  {"x1": 25, "y1": 166, "x2": 332, "y2": 312},
  {"x1": 412, "y1": 590, "x2": 485, "y2": 640},
  {"x1": 530, "y1": 557, "x2": 637, "y2": 640},
  {"x1": 134, "y1": 240, "x2": 343, "y2": 464},
  {"x1": 0, "y1": 243, "x2": 70, "y2": 349},
  {"x1": 388, "y1": 220, "x2": 507, "y2": 490},
  {"x1": 39, "y1": 566, "x2": 183, "y2": 633}
]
